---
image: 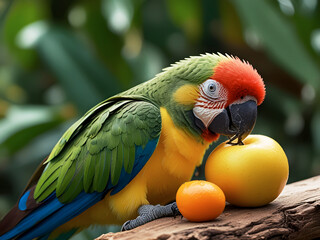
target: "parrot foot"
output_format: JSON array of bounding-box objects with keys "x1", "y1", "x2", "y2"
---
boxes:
[{"x1": 121, "y1": 202, "x2": 181, "y2": 231}]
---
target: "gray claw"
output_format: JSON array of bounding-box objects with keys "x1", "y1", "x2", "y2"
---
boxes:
[{"x1": 121, "y1": 202, "x2": 181, "y2": 231}]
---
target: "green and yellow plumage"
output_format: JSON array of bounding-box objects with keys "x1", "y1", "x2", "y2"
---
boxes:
[
  {"x1": 0, "y1": 53, "x2": 266, "y2": 240},
  {"x1": 34, "y1": 54, "x2": 223, "y2": 204},
  {"x1": 35, "y1": 97, "x2": 161, "y2": 203}
]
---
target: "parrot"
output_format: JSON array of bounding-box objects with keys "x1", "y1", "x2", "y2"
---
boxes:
[{"x1": 0, "y1": 53, "x2": 265, "y2": 240}]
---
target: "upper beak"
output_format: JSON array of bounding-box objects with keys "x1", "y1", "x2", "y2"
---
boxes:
[{"x1": 208, "y1": 100, "x2": 257, "y2": 143}]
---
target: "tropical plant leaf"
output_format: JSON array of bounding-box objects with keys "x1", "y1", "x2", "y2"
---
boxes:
[
  {"x1": 232, "y1": 0, "x2": 320, "y2": 88},
  {"x1": 34, "y1": 25, "x2": 122, "y2": 113},
  {"x1": 0, "y1": 105, "x2": 64, "y2": 156}
]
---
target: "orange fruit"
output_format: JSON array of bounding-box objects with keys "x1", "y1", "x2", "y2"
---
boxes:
[{"x1": 176, "y1": 180, "x2": 225, "y2": 222}]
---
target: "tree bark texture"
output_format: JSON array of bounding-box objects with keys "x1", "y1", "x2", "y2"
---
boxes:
[{"x1": 96, "y1": 176, "x2": 320, "y2": 240}]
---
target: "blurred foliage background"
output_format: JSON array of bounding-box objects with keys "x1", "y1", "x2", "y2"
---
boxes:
[{"x1": 0, "y1": 0, "x2": 320, "y2": 238}]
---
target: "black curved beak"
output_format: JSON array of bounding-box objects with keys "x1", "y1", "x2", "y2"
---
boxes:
[{"x1": 208, "y1": 100, "x2": 257, "y2": 144}]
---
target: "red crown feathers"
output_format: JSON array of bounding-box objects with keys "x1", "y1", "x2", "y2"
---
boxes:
[{"x1": 212, "y1": 56, "x2": 265, "y2": 106}]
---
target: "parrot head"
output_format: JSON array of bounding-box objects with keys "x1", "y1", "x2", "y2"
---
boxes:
[
  {"x1": 162, "y1": 53, "x2": 265, "y2": 144},
  {"x1": 192, "y1": 55, "x2": 265, "y2": 144}
]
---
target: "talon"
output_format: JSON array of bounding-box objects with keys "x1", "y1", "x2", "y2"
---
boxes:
[
  {"x1": 227, "y1": 133, "x2": 245, "y2": 146},
  {"x1": 170, "y1": 202, "x2": 181, "y2": 218},
  {"x1": 121, "y1": 220, "x2": 131, "y2": 231},
  {"x1": 121, "y1": 202, "x2": 180, "y2": 231},
  {"x1": 227, "y1": 134, "x2": 239, "y2": 145},
  {"x1": 237, "y1": 138, "x2": 244, "y2": 145}
]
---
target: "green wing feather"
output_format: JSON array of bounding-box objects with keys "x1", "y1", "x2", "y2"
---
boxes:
[
  {"x1": 46, "y1": 99, "x2": 132, "y2": 162},
  {"x1": 34, "y1": 97, "x2": 161, "y2": 203}
]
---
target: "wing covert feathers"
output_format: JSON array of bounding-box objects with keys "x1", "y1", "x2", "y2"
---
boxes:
[{"x1": 34, "y1": 98, "x2": 161, "y2": 203}]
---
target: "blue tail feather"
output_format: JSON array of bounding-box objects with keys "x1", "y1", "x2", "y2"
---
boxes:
[
  {"x1": 0, "y1": 138, "x2": 159, "y2": 239},
  {"x1": 0, "y1": 194, "x2": 63, "y2": 240},
  {"x1": 19, "y1": 191, "x2": 105, "y2": 240},
  {"x1": 0, "y1": 191, "x2": 104, "y2": 240},
  {"x1": 18, "y1": 190, "x2": 31, "y2": 211}
]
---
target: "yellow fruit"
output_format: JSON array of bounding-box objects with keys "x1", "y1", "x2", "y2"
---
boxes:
[
  {"x1": 176, "y1": 180, "x2": 225, "y2": 222},
  {"x1": 205, "y1": 134, "x2": 289, "y2": 207}
]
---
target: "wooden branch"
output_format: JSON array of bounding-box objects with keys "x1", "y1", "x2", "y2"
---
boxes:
[{"x1": 96, "y1": 176, "x2": 320, "y2": 240}]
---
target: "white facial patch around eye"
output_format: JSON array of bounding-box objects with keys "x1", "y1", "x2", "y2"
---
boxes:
[{"x1": 193, "y1": 79, "x2": 228, "y2": 128}]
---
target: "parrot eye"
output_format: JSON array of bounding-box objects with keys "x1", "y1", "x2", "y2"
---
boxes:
[
  {"x1": 202, "y1": 79, "x2": 219, "y2": 99},
  {"x1": 208, "y1": 83, "x2": 216, "y2": 93}
]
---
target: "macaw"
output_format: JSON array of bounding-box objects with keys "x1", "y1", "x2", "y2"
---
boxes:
[{"x1": 0, "y1": 53, "x2": 265, "y2": 240}]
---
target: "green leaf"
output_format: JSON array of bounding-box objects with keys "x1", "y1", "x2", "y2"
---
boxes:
[
  {"x1": 166, "y1": 0, "x2": 202, "y2": 41},
  {"x1": 83, "y1": 1, "x2": 133, "y2": 88},
  {"x1": 232, "y1": 0, "x2": 320, "y2": 88},
  {"x1": 0, "y1": 0, "x2": 14, "y2": 30},
  {"x1": 311, "y1": 109, "x2": 320, "y2": 153},
  {"x1": 3, "y1": 0, "x2": 47, "y2": 68},
  {"x1": 0, "y1": 105, "x2": 64, "y2": 156},
  {"x1": 34, "y1": 25, "x2": 122, "y2": 113}
]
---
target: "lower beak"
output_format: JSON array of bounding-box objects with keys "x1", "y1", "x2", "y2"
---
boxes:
[{"x1": 208, "y1": 100, "x2": 257, "y2": 143}]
